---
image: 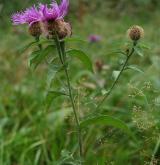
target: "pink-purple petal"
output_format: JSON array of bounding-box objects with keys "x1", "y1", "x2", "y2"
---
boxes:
[
  {"x1": 59, "y1": 0, "x2": 69, "y2": 18},
  {"x1": 12, "y1": 12, "x2": 26, "y2": 25},
  {"x1": 23, "y1": 6, "x2": 41, "y2": 25},
  {"x1": 43, "y1": 4, "x2": 59, "y2": 20}
]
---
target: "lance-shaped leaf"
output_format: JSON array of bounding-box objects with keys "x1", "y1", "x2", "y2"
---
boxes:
[
  {"x1": 139, "y1": 43, "x2": 150, "y2": 50},
  {"x1": 126, "y1": 65, "x2": 144, "y2": 74},
  {"x1": 19, "y1": 39, "x2": 55, "y2": 53},
  {"x1": 45, "y1": 91, "x2": 67, "y2": 109},
  {"x1": 29, "y1": 45, "x2": 54, "y2": 70},
  {"x1": 19, "y1": 41, "x2": 37, "y2": 53},
  {"x1": 134, "y1": 47, "x2": 144, "y2": 57},
  {"x1": 47, "y1": 64, "x2": 61, "y2": 88},
  {"x1": 112, "y1": 70, "x2": 120, "y2": 80},
  {"x1": 66, "y1": 49, "x2": 93, "y2": 72},
  {"x1": 80, "y1": 115, "x2": 136, "y2": 140}
]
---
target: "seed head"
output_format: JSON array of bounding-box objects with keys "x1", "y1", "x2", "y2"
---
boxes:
[
  {"x1": 28, "y1": 22, "x2": 42, "y2": 37},
  {"x1": 127, "y1": 25, "x2": 144, "y2": 41}
]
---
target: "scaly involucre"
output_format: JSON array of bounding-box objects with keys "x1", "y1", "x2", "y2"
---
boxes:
[{"x1": 11, "y1": 0, "x2": 69, "y2": 26}]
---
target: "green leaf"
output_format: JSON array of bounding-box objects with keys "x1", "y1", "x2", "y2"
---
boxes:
[
  {"x1": 19, "y1": 41, "x2": 37, "y2": 53},
  {"x1": 38, "y1": 39, "x2": 55, "y2": 45},
  {"x1": 45, "y1": 91, "x2": 67, "y2": 109},
  {"x1": 19, "y1": 39, "x2": 55, "y2": 54},
  {"x1": 134, "y1": 47, "x2": 144, "y2": 57},
  {"x1": 29, "y1": 45, "x2": 54, "y2": 70},
  {"x1": 112, "y1": 70, "x2": 120, "y2": 80},
  {"x1": 126, "y1": 65, "x2": 144, "y2": 74},
  {"x1": 106, "y1": 50, "x2": 126, "y2": 56},
  {"x1": 47, "y1": 64, "x2": 61, "y2": 88},
  {"x1": 66, "y1": 49, "x2": 93, "y2": 72},
  {"x1": 47, "y1": 108, "x2": 72, "y2": 128},
  {"x1": 139, "y1": 43, "x2": 150, "y2": 50},
  {"x1": 80, "y1": 115, "x2": 136, "y2": 140},
  {"x1": 47, "y1": 62, "x2": 68, "y2": 88}
]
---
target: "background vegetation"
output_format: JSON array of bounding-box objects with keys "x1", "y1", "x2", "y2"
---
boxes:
[{"x1": 0, "y1": 0, "x2": 160, "y2": 164}]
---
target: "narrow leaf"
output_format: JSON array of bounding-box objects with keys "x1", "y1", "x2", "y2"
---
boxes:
[
  {"x1": 139, "y1": 43, "x2": 150, "y2": 50},
  {"x1": 39, "y1": 39, "x2": 55, "y2": 45},
  {"x1": 106, "y1": 50, "x2": 126, "y2": 56},
  {"x1": 45, "y1": 91, "x2": 67, "y2": 109},
  {"x1": 134, "y1": 47, "x2": 144, "y2": 57},
  {"x1": 80, "y1": 115, "x2": 136, "y2": 139},
  {"x1": 126, "y1": 65, "x2": 144, "y2": 74},
  {"x1": 66, "y1": 49, "x2": 93, "y2": 72},
  {"x1": 47, "y1": 64, "x2": 62, "y2": 88},
  {"x1": 19, "y1": 41, "x2": 37, "y2": 53},
  {"x1": 29, "y1": 45, "x2": 54, "y2": 70},
  {"x1": 112, "y1": 70, "x2": 120, "y2": 80}
]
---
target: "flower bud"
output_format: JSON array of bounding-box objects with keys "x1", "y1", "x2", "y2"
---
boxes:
[
  {"x1": 47, "y1": 19, "x2": 72, "y2": 39},
  {"x1": 127, "y1": 25, "x2": 144, "y2": 41},
  {"x1": 95, "y1": 60, "x2": 103, "y2": 72},
  {"x1": 29, "y1": 22, "x2": 42, "y2": 37}
]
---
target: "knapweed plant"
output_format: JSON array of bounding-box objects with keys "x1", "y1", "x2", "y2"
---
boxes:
[{"x1": 12, "y1": 0, "x2": 146, "y2": 163}]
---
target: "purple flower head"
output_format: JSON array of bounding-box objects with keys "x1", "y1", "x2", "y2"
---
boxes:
[
  {"x1": 88, "y1": 35, "x2": 102, "y2": 43},
  {"x1": 11, "y1": 0, "x2": 69, "y2": 26}
]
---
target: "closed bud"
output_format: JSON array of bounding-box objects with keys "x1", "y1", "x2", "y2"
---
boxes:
[
  {"x1": 95, "y1": 60, "x2": 103, "y2": 72},
  {"x1": 127, "y1": 25, "x2": 144, "y2": 41},
  {"x1": 28, "y1": 22, "x2": 42, "y2": 37},
  {"x1": 47, "y1": 19, "x2": 72, "y2": 39}
]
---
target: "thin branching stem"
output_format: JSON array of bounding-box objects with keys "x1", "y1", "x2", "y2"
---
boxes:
[
  {"x1": 96, "y1": 41, "x2": 137, "y2": 110},
  {"x1": 83, "y1": 42, "x2": 138, "y2": 155}
]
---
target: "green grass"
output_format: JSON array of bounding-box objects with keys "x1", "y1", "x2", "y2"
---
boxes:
[{"x1": 0, "y1": 6, "x2": 160, "y2": 165}]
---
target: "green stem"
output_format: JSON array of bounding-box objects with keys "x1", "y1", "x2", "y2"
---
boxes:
[
  {"x1": 64, "y1": 62, "x2": 83, "y2": 157},
  {"x1": 96, "y1": 41, "x2": 137, "y2": 110},
  {"x1": 54, "y1": 35, "x2": 64, "y2": 64},
  {"x1": 54, "y1": 37, "x2": 83, "y2": 158}
]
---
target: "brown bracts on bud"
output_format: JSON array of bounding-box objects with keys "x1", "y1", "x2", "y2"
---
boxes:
[
  {"x1": 95, "y1": 60, "x2": 103, "y2": 72},
  {"x1": 127, "y1": 25, "x2": 144, "y2": 41},
  {"x1": 47, "y1": 19, "x2": 72, "y2": 39},
  {"x1": 28, "y1": 22, "x2": 42, "y2": 37}
]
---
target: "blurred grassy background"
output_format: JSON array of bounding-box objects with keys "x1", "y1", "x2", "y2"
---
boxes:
[{"x1": 0, "y1": 0, "x2": 160, "y2": 164}]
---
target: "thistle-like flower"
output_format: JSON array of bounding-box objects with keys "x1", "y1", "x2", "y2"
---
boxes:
[
  {"x1": 11, "y1": 0, "x2": 71, "y2": 38},
  {"x1": 127, "y1": 25, "x2": 144, "y2": 41}
]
